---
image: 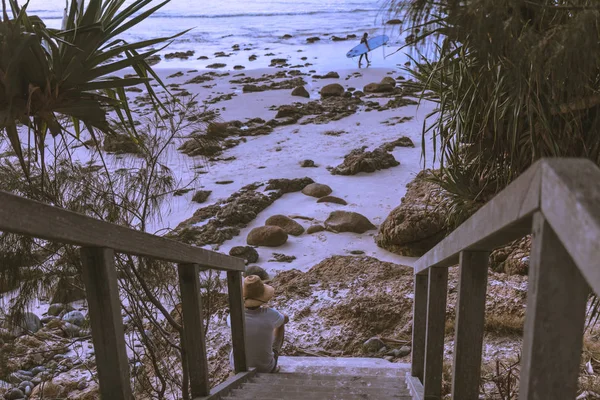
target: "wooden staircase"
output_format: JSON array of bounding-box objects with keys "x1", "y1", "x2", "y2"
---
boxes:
[{"x1": 220, "y1": 357, "x2": 412, "y2": 400}]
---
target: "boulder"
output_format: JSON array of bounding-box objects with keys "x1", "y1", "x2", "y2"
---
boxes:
[
  {"x1": 229, "y1": 246, "x2": 259, "y2": 263},
  {"x1": 489, "y1": 236, "x2": 531, "y2": 275},
  {"x1": 364, "y1": 82, "x2": 395, "y2": 93},
  {"x1": 47, "y1": 304, "x2": 69, "y2": 317},
  {"x1": 381, "y1": 137, "x2": 415, "y2": 151},
  {"x1": 62, "y1": 311, "x2": 85, "y2": 327},
  {"x1": 380, "y1": 76, "x2": 396, "y2": 87},
  {"x1": 275, "y1": 105, "x2": 301, "y2": 119},
  {"x1": 325, "y1": 211, "x2": 375, "y2": 234},
  {"x1": 207, "y1": 122, "x2": 229, "y2": 137},
  {"x1": 20, "y1": 313, "x2": 42, "y2": 334},
  {"x1": 363, "y1": 337, "x2": 386, "y2": 353},
  {"x1": 320, "y1": 83, "x2": 344, "y2": 98},
  {"x1": 375, "y1": 170, "x2": 450, "y2": 256},
  {"x1": 314, "y1": 71, "x2": 339, "y2": 79},
  {"x1": 306, "y1": 36, "x2": 321, "y2": 43},
  {"x1": 302, "y1": 183, "x2": 333, "y2": 198},
  {"x1": 265, "y1": 215, "x2": 305, "y2": 236},
  {"x1": 192, "y1": 190, "x2": 211, "y2": 204},
  {"x1": 264, "y1": 177, "x2": 314, "y2": 193},
  {"x1": 5, "y1": 388, "x2": 25, "y2": 400},
  {"x1": 330, "y1": 147, "x2": 399, "y2": 175},
  {"x1": 50, "y1": 277, "x2": 86, "y2": 304},
  {"x1": 307, "y1": 225, "x2": 326, "y2": 234},
  {"x1": 247, "y1": 226, "x2": 288, "y2": 247},
  {"x1": 292, "y1": 86, "x2": 310, "y2": 98},
  {"x1": 30, "y1": 381, "x2": 66, "y2": 398},
  {"x1": 386, "y1": 19, "x2": 402, "y2": 25},
  {"x1": 244, "y1": 265, "x2": 270, "y2": 281},
  {"x1": 317, "y1": 196, "x2": 347, "y2": 205},
  {"x1": 353, "y1": 90, "x2": 365, "y2": 98},
  {"x1": 300, "y1": 159, "x2": 317, "y2": 168}
]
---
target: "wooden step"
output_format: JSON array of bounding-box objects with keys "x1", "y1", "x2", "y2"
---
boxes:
[
  {"x1": 224, "y1": 390, "x2": 412, "y2": 400},
  {"x1": 233, "y1": 383, "x2": 409, "y2": 396},
  {"x1": 251, "y1": 374, "x2": 404, "y2": 389}
]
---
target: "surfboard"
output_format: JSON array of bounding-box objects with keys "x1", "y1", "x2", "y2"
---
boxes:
[{"x1": 346, "y1": 35, "x2": 389, "y2": 58}]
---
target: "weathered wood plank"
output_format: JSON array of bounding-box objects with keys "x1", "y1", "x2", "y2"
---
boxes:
[
  {"x1": 80, "y1": 247, "x2": 132, "y2": 400},
  {"x1": 451, "y1": 251, "x2": 489, "y2": 400},
  {"x1": 541, "y1": 158, "x2": 600, "y2": 295},
  {"x1": 227, "y1": 271, "x2": 248, "y2": 373},
  {"x1": 0, "y1": 190, "x2": 244, "y2": 271},
  {"x1": 411, "y1": 273, "x2": 428, "y2": 381},
  {"x1": 423, "y1": 267, "x2": 448, "y2": 400},
  {"x1": 178, "y1": 264, "x2": 210, "y2": 397},
  {"x1": 519, "y1": 213, "x2": 589, "y2": 399},
  {"x1": 414, "y1": 161, "x2": 541, "y2": 273},
  {"x1": 194, "y1": 369, "x2": 256, "y2": 400}
]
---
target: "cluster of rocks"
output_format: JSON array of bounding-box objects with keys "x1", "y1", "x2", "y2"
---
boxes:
[
  {"x1": 362, "y1": 336, "x2": 411, "y2": 361},
  {"x1": 164, "y1": 50, "x2": 195, "y2": 60},
  {"x1": 273, "y1": 96, "x2": 362, "y2": 126},
  {"x1": 242, "y1": 77, "x2": 306, "y2": 93},
  {"x1": 330, "y1": 146, "x2": 400, "y2": 176},
  {"x1": 103, "y1": 133, "x2": 145, "y2": 155}
]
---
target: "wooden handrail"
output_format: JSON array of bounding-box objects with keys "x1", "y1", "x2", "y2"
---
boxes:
[
  {"x1": 409, "y1": 158, "x2": 600, "y2": 400},
  {"x1": 0, "y1": 190, "x2": 248, "y2": 399},
  {"x1": 0, "y1": 190, "x2": 244, "y2": 271}
]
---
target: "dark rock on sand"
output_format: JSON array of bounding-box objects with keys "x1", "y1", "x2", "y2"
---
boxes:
[
  {"x1": 104, "y1": 133, "x2": 144, "y2": 154},
  {"x1": 320, "y1": 83, "x2": 345, "y2": 98},
  {"x1": 375, "y1": 170, "x2": 450, "y2": 256},
  {"x1": 249, "y1": 55, "x2": 258, "y2": 61},
  {"x1": 306, "y1": 36, "x2": 321, "y2": 43},
  {"x1": 165, "y1": 50, "x2": 195, "y2": 59},
  {"x1": 192, "y1": 190, "x2": 212, "y2": 203},
  {"x1": 197, "y1": 56, "x2": 209, "y2": 60},
  {"x1": 265, "y1": 215, "x2": 305, "y2": 236},
  {"x1": 313, "y1": 71, "x2": 340, "y2": 79},
  {"x1": 206, "y1": 63, "x2": 227, "y2": 69},
  {"x1": 307, "y1": 225, "x2": 326, "y2": 234},
  {"x1": 380, "y1": 76, "x2": 396, "y2": 87},
  {"x1": 364, "y1": 82, "x2": 395, "y2": 93},
  {"x1": 264, "y1": 177, "x2": 314, "y2": 193},
  {"x1": 302, "y1": 183, "x2": 333, "y2": 198},
  {"x1": 167, "y1": 71, "x2": 184, "y2": 78},
  {"x1": 381, "y1": 137, "x2": 415, "y2": 150},
  {"x1": 269, "y1": 253, "x2": 296, "y2": 263},
  {"x1": 386, "y1": 19, "x2": 402, "y2": 25},
  {"x1": 234, "y1": 65, "x2": 245, "y2": 70},
  {"x1": 145, "y1": 55, "x2": 161, "y2": 66},
  {"x1": 331, "y1": 146, "x2": 399, "y2": 175},
  {"x1": 229, "y1": 246, "x2": 259, "y2": 263},
  {"x1": 325, "y1": 211, "x2": 376, "y2": 234},
  {"x1": 247, "y1": 226, "x2": 288, "y2": 247},
  {"x1": 300, "y1": 159, "x2": 317, "y2": 168},
  {"x1": 317, "y1": 196, "x2": 348, "y2": 205},
  {"x1": 292, "y1": 86, "x2": 310, "y2": 98}
]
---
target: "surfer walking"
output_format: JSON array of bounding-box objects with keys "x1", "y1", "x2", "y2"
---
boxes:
[{"x1": 358, "y1": 32, "x2": 370, "y2": 67}]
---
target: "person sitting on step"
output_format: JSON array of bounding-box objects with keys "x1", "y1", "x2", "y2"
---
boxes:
[{"x1": 228, "y1": 274, "x2": 289, "y2": 373}]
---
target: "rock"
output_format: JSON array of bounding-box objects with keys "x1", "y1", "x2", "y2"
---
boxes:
[
  {"x1": 275, "y1": 105, "x2": 301, "y2": 119},
  {"x1": 103, "y1": 133, "x2": 143, "y2": 154},
  {"x1": 291, "y1": 86, "x2": 310, "y2": 98},
  {"x1": 18, "y1": 312, "x2": 42, "y2": 334},
  {"x1": 47, "y1": 304, "x2": 68, "y2": 317},
  {"x1": 215, "y1": 180, "x2": 233, "y2": 185},
  {"x1": 264, "y1": 177, "x2": 314, "y2": 193},
  {"x1": 197, "y1": 55, "x2": 209, "y2": 60},
  {"x1": 269, "y1": 253, "x2": 296, "y2": 263},
  {"x1": 395, "y1": 346, "x2": 412, "y2": 357},
  {"x1": 50, "y1": 277, "x2": 86, "y2": 304},
  {"x1": 165, "y1": 50, "x2": 194, "y2": 59},
  {"x1": 243, "y1": 84, "x2": 263, "y2": 93},
  {"x1": 31, "y1": 367, "x2": 45, "y2": 376},
  {"x1": 381, "y1": 137, "x2": 415, "y2": 151},
  {"x1": 207, "y1": 122, "x2": 230, "y2": 137},
  {"x1": 364, "y1": 82, "x2": 395, "y2": 93},
  {"x1": 306, "y1": 36, "x2": 321, "y2": 43},
  {"x1": 384, "y1": 355, "x2": 394, "y2": 362},
  {"x1": 363, "y1": 337, "x2": 386, "y2": 353},
  {"x1": 386, "y1": 19, "x2": 402, "y2": 24},
  {"x1": 324, "y1": 211, "x2": 376, "y2": 234},
  {"x1": 282, "y1": 34, "x2": 293, "y2": 39},
  {"x1": 375, "y1": 170, "x2": 450, "y2": 256},
  {"x1": 349, "y1": 250, "x2": 365, "y2": 255},
  {"x1": 206, "y1": 63, "x2": 227, "y2": 69},
  {"x1": 61, "y1": 321, "x2": 81, "y2": 337},
  {"x1": 331, "y1": 147, "x2": 399, "y2": 175},
  {"x1": 5, "y1": 388, "x2": 25, "y2": 400},
  {"x1": 145, "y1": 54, "x2": 161, "y2": 66},
  {"x1": 192, "y1": 190, "x2": 211, "y2": 204},
  {"x1": 229, "y1": 246, "x2": 259, "y2": 263},
  {"x1": 30, "y1": 381, "x2": 66, "y2": 398},
  {"x1": 320, "y1": 83, "x2": 344, "y2": 98},
  {"x1": 380, "y1": 76, "x2": 396, "y2": 87},
  {"x1": 247, "y1": 226, "x2": 288, "y2": 247},
  {"x1": 62, "y1": 311, "x2": 85, "y2": 327},
  {"x1": 265, "y1": 215, "x2": 305, "y2": 236},
  {"x1": 249, "y1": 55, "x2": 258, "y2": 61},
  {"x1": 233, "y1": 65, "x2": 245, "y2": 70},
  {"x1": 307, "y1": 225, "x2": 326, "y2": 234},
  {"x1": 77, "y1": 380, "x2": 88, "y2": 390},
  {"x1": 300, "y1": 159, "x2": 317, "y2": 168},
  {"x1": 244, "y1": 266, "x2": 270, "y2": 281},
  {"x1": 353, "y1": 90, "x2": 365, "y2": 97},
  {"x1": 313, "y1": 71, "x2": 339, "y2": 79},
  {"x1": 489, "y1": 236, "x2": 531, "y2": 275},
  {"x1": 301, "y1": 183, "x2": 333, "y2": 198},
  {"x1": 317, "y1": 196, "x2": 347, "y2": 205}
]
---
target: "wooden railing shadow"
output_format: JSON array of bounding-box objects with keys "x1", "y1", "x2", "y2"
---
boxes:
[
  {"x1": 407, "y1": 158, "x2": 600, "y2": 400},
  {"x1": 0, "y1": 191, "x2": 250, "y2": 400}
]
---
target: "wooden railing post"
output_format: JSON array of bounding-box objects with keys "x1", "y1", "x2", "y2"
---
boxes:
[
  {"x1": 423, "y1": 267, "x2": 448, "y2": 400},
  {"x1": 451, "y1": 251, "x2": 489, "y2": 400},
  {"x1": 412, "y1": 272, "x2": 428, "y2": 381},
  {"x1": 519, "y1": 213, "x2": 589, "y2": 399},
  {"x1": 227, "y1": 271, "x2": 248, "y2": 373},
  {"x1": 178, "y1": 264, "x2": 209, "y2": 397},
  {"x1": 80, "y1": 247, "x2": 132, "y2": 400}
]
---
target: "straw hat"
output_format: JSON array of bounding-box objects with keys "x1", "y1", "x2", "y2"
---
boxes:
[{"x1": 243, "y1": 275, "x2": 275, "y2": 308}]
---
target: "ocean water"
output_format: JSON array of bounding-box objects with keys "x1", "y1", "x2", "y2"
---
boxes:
[{"x1": 25, "y1": 0, "x2": 410, "y2": 69}]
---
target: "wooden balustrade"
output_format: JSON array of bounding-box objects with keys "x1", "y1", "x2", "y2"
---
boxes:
[
  {"x1": 0, "y1": 191, "x2": 248, "y2": 400},
  {"x1": 408, "y1": 159, "x2": 600, "y2": 400}
]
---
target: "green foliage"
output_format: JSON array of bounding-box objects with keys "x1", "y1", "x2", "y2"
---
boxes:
[{"x1": 0, "y1": 0, "x2": 184, "y2": 176}]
